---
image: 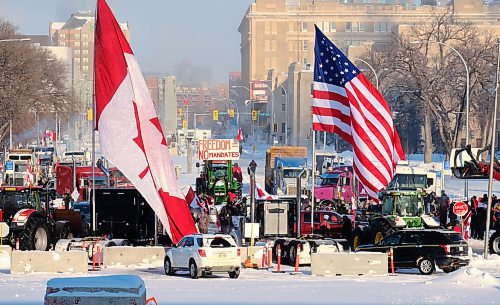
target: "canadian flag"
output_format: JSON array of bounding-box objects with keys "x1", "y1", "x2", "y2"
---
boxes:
[
  {"x1": 185, "y1": 186, "x2": 204, "y2": 212},
  {"x1": 94, "y1": 0, "x2": 196, "y2": 243},
  {"x1": 236, "y1": 127, "x2": 243, "y2": 142},
  {"x1": 255, "y1": 183, "x2": 277, "y2": 200},
  {"x1": 25, "y1": 164, "x2": 34, "y2": 186}
]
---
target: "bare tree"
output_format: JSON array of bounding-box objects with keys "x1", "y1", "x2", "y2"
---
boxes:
[
  {"x1": 0, "y1": 19, "x2": 73, "y2": 145},
  {"x1": 361, "y1": 9, "x2": 497, "y2": 162}
]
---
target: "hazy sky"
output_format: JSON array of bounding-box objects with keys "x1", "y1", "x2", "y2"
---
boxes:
[{"x1": 0, "y1": 0, "x2": 254, "y2": 83}]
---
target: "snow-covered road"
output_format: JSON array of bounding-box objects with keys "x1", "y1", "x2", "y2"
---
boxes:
[{"x1": 1, "y1": 254, "x2": 498, "y2": 305}]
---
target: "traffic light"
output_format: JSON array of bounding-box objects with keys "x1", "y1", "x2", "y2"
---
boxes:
[
  {"x1": 182, "y1": 120, "x2": 187, "y2": 129},
  {"x1": 213, "y1": 110, "x2": 219, "y2": 121},
  {"x1": 229, "y1": 108, "x2": 235, "y2": 118},
  {"x1": 273, "y1": 122, "x2": 278, "y2": 133},
  {"x1": 87, "y1": 107, "x2": 93, "y2": 121},
  {"x1": 251, "y1": 110, "x2": 258, "y2": 121}
]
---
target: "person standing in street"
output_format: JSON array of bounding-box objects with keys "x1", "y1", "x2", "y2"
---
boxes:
[{"x1": 438, "y1": 190, "x2": 450, "y2": 228}]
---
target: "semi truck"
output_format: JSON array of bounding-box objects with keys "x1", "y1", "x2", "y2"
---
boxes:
[{"x1": 264, "y1": 146, "x2": 308, "y2": 194}]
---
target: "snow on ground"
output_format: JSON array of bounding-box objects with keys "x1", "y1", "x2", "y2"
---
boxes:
[{"x1": 0, "y1": 254, "x2": 498, "y2": 305}]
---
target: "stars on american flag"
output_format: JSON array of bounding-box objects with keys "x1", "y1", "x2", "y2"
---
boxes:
[{"x1": 314, "y1": 27, "x2": 360, "y2": 87}]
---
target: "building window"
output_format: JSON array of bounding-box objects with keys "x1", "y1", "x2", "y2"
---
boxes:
[
  {"x1": 75, "y1": 50, "x2": 80, "y2": 55},
  {"x1": 59, "y1": 41, "x2": 66, "y2": 47},
  {"x1": 345, "y1": 22, "x2": 352, "y2": 32},
  {"x1": 74, "y1": 33, "x2": 80, "y2": 39},
  {"x1": 271, "y1": 39, "x2": 277, "y2": 51},
  {"x1": 303, "y1": 57, "x2": 309, "y2": 65},
  {"x1": 303, "y1": 40, "x2": 308, "y2": 51},
  {"x1": 83, "y1": 41, "x2": 89, "y2": 47},
  {"x1": 330, "y1": 22, "x2": 337, "y2": 32},
  {"x1": 82, "y1": 65, "x2": 89, "y2": 71},
  {"x1": 60, "y1": 33, "x2": 66, "y2": 39},
  {"x1": 74, "y1": 58, "x2": 80, "y2": 63},
  {"x1": 282, "y1": 103, "x2": 286, "y2": 111},
  {"x1": 359, "y1": 22, "x2": 365, "y2": 32},
  {"x1": 265, "y1": 40, "x2": 271, "y2": 51},
  {"x1": 318, "y1": 21, "x2": 329, "y2": 33},
  {"x1": 75, "y1": 41, "x2": 80, "y2": 47},
  {"x1": 302, "y1": 22, "x2": 308, "y2": 32},
  {"x1": 83, "y1": 58, "x2": 89, "y2": 63},
  {"x1": 83, "y1": 50, "x2": 89, "y2": 55},
  {"x1": 281, "y1": 123, "x2": 286, "y2": 134},
  {"x1": 352, "y1": 22, "x2": 359, "y2": 32},
  {"x1": 83, "y1": 33, "x2": 89, "y2": 40}
]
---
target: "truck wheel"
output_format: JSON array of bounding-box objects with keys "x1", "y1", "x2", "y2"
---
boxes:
[
  {"x1": 61, "y1": 225, "x2": 74, "y2": 239},
  {"x1": 489, "y1": 231, "x2": 500, "y2": 254},
  {"x1": 288, "y1": 243, "x2": 297, "y2": 265},
  {"x1": 20, "y1": 218, "x2": 51, "y2": 251},
  {"x1": 417, "y1": 257, "x2": 435, "y2": 275}
]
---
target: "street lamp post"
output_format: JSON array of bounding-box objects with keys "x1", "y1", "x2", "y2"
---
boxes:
[
  {"x1": 232, "y1": 85, "x2": 255, "y2": 155},
  {"x1": 278, "y1": 83, "x2": 288, "y2": 146},
  {"x1": 260, "y1": 83, "x2": 275, "y2": 145},
  {"x1": 354, "y1": 58, "x2": 379, "y2": 90},
  {"x1": 411, "y1": 40, "x2": 470, "y2": 198}
]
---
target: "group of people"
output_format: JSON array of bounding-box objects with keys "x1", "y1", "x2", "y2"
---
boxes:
[
  {"x1": 219, "y1": 193, "x2": 246, "y2": 234},
  {"x1": 425, "y1": 190, "x2": 500, "y2": 239}
]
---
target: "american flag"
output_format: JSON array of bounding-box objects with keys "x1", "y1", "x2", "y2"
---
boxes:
[{"x1": 312, "y1": 25, "x2": 405, "y2": 199}]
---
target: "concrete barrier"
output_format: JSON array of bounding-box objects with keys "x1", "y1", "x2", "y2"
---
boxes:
[
  {"x1": 0, "y1": 245, "x2": 11, "y2": 271},
  {"x1": 102, "y1": 246, "x2": 166, "y2": 267},
  {"x1": 311, "y1": 252, "x2": 388, "y2": 276},
  {"x1": 44, "y1": 275, "x2": 146, "y2": 305},
  {"x1": 11, "y1": 250, "x2": 88, "y2": 274},
  {"x1": 239, "y1": 246, "x2": 265, "y2": 265}
]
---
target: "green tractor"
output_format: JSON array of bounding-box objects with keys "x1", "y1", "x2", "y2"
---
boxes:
[
  {"x1": 196, "y1": 160, "x2": 242, "y2": 205},
  {"x1": 352, "y1": 165, "x2": 440, "y2": 249}
]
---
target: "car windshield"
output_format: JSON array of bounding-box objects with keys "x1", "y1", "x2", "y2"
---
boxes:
[
  {"x1": 211, "y1": 164, "x2": 228, "y2": 179},
  {"x1": 321, "y1": 177, "x2": 338, "y2": 186},
  {"x1": 387, "y1": 174, "x2": 427, "y2": 190},
  {"x1": 382, "y1": 195, "x2": 422, "y2": 216}
]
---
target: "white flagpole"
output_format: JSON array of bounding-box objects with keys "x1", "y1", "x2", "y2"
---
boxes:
[
  {"x1": 91, "y1": 3, "x2": 98, "y2": 234},
  {"x1": 311, "y1": 129, "x2": 316, "y2": 233},
  {"x1": 484, "y1": 38, "x2": 500, "y2": 259}
]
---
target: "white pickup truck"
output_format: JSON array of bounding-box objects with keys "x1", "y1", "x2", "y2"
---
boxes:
[{"x1": 164, "y1": 234, "x2": 241, "y2": 279}]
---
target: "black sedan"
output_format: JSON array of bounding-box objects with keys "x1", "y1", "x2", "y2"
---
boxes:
[{"x1": 356, "y1": 229, "x2": 469, "y2": 275}]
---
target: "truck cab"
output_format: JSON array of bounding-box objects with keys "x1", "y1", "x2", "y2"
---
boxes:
[
  {"x1": 314, "y1": 166, "x2": 354, "y2": 205},
  {"x1": 273, "y1": 157, "x2": 308, "y2": 195}
]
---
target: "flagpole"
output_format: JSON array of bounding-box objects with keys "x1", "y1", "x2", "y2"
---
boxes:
[
  {"x1": 311, "y1": 129, "x2": 316, "y2": 233},
  {"x1": 484, "y1": 38, "x2": 500, "y2": 259},
  {"x1": 91, "y1": 2, "x2": 98, "y2": 234}
]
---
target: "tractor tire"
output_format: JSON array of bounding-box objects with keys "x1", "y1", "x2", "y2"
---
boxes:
[
  {"x1": 489, "y1": 231, "x2": 500, "y2": 255},
  {"x1": 351, "y1": 228, "x2": 364, "y2": 250},
  {"x1": 372, "y1": 226, "x2": 386, "y2": 245},
  {"x1": 20, "y1": 217, "x2": 51, "y2": 251}
]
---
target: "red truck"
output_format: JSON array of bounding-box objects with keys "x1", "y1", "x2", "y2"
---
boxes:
[
  {"x1": 55, "y1": 165, "x2": 107, "y2": 201},
  {"x1": 300, "y1": 210, "x2": 345, "y2": 238},
  {"x1": 314, "y1": 166, "x2": 367, "y2": 207}
]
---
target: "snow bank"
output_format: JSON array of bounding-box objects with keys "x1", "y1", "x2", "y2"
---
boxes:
[{"x1": 430, "y1": 267, "x2": 499, "y2": 288}]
